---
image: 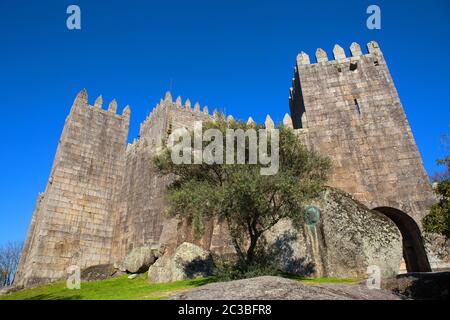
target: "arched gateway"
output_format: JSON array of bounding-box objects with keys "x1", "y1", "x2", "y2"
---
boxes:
[{"x1": 373, "y1": 207, "x2": 431, "y2": 273}]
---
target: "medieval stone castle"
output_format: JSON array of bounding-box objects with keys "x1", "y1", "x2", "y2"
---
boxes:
[{"x1": 14, "y1": 41, "x2": 437, "y2": 287}]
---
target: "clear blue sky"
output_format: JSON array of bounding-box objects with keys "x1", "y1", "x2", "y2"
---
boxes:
[{"x1": 0, "y1": 0, "x2": 449, "y2": 244}]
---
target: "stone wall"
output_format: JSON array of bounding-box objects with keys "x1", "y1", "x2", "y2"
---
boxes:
[
  {"x1": 111, "y1": 93, "x2": 229, "y2": 262},
  {"x1": 290, "y1": 42, "x2": 435, "y2": 227},
  {"x1": 15, "y1": 91, "x2": 130, "y2": 287}
]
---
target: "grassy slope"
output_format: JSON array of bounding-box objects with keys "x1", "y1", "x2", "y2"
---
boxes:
[
  {"x1": 0, "y1": 274, "x2": 215, "y2": 300},
  {"x1": 0, "y1": 275, "x2": 358, "y2": 300}
]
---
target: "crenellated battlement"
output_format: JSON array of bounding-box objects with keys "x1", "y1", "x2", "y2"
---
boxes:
[
  {"x1": 138, "y1": 91, "x2": 214, "y2": 143},
  {"x1": 287, "y1": 40, "x2": 435, "y2": 268},
  {"x1": 136, "y1": 91, "x2": 295, "y2": 152},
  {"x1": 15, "y1": 89, "x2": 131, "y2": 287},
  {"x1": 71, "y1": 89, "x2": 131, "y2": 121},
  {"x1": 289, "y1": 41, "x2": 385, "y2": 130},
  {"x1": 295, "y1": 41, "x2": 382, "y2": 67}
]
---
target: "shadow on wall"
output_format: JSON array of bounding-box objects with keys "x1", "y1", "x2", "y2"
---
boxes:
[
  {"x1": 182, "y1": 257, "x2": 215, "y2": 279},
  {"x1": 267, "y1": 231, "x2": 316, "y2": 277},
  {"x1": 181, "y1": 231, "x2": 317, "y2": 278}
]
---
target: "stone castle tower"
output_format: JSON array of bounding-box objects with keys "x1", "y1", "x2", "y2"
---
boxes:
[
  {"x1": 15, "y1": 41, "x2": 436, "y2": 287},
  {"x1": 290, "y1": 41, "x2": 434, "y2": 272},
  {"x1": 15, "y1": 93, "x2": 130, "y2": 286}
]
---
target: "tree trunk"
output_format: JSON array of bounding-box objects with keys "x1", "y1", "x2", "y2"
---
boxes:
[{"x1": 246, "y1": 234, "x2": 259, "y2": 267}]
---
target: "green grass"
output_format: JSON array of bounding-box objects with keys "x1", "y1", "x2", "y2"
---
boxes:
[
  {"x1": 289, "y1": 275, "x2": 360, "y2": 285},
  {"x1": 0, "y1": 274, "x2": 215, "y2": 300},
  {"x1": 0, "y1": 274, "x2": 359, "y2": 300}
]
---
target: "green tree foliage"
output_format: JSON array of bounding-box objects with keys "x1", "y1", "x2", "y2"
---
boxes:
[
  {"x1": 154, "y1": 118, "x2": 331, "y2": 272},
  {"x1": 423, "y1": 156, "x2": 450, "y2": 238}
]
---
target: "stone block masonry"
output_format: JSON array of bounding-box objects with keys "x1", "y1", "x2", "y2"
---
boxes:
[
  {"x1": 290, "y1": 42, "x2": 434, "y2": 226},
  {"x1": 15, "y1": 90, "x2": 130, "y2": 287},
  {"x1": 110, "y1": 92, "x2": 232, "y2": 261},
  {"x1": 15, "y1": 40, "x2": 439, "y2": 287},
  {"x1": 290, "y1": 41, "x2": 435, "y2": 272}
]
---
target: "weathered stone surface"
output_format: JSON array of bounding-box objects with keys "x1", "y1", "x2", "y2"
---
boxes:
[
  {"x1": 265, "y1": 188, "x2": 402, "y2": 278},
  {"x1": 382, "y1": 272, "x2": 450, "y2": 300},
  {"x1": 15, "y1": 90, "x2": 130, "y2": 288},
  {"x1": 0, "y1": 286, "x2": 22, "y2": 296},
  {"x1": 350, "y1": 42, "x2": 363, "y2": 57},
  {"x1": 424, "y1": 233, "x2": 450, "y2": 270},
  {"x1": 291, "y1": 44, "x2": 435, "y2": 227},
  {"x1": 290, "y1": 43, "x2": 437, "y2": 272},
  {"x1": 315, "y1": 48, "x2": 328, "y2": 63},
  {"x1": 148, "y1": 242, "x2": 214, "y2": 283},
  {"x1": 81, "y1": 264, "x2": 123, "y2": 282},
  {"x1": 110, "y1": 96, "x2": 213, "y2": 261},
  {"x1": 121, "y1": 246, "x2": 159, "y2": 273},
  {"x1": 169, "y1": 276, "x2": 402, "y2": 300}
]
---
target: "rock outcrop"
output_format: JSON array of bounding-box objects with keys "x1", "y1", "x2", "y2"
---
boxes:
[
  {"x1": 0, "y1": 286, "x2": 20, "y2": 296},
  {"x1": 168, "y1": 276, "x2": 403, "y2": 300},
  {"x1": 382, "y1": 272, "x2": 450, "y2": 300},
  {"x1": 424, "y1": 233, "x2": 450, "y2": 271},
  {"x1": 157, "y1": 188, "x2": 402, "y2": 280},
  {"x1": 120, "y1": 246, "x2": 161, "y2": 273},
  {"x1": 81, "y1": 264, "x2": 123, "y2": 282},
  {"x1": 264, "y1": 188, "x2": 402, "y2": 278},
  {"x1": 148, "y1": 242, "x2": 214, "y2": 283}
]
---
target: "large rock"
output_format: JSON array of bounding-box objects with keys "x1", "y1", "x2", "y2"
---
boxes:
[
  {"x1": 81, "y1": 264, "x2": 123, "y2": 282},
  {"x1": 264, "y1": 188, "x2": 402, "y2": 278},
  {"x1": 148, "y1": 242, "x2": 214, "y2": 283},
  {"x1": 168, "y1": 276, "x2": 402, "y2": 300},
  {"x1": 424, "y1": 233, "x2": 450, "y2": 271},
  {"x1": 382, "y1": 272, "x2": 450, "y2": 300},
  {"x1": 121, "y1": 246, "x2": 160, "y2": 273},
  {"x1": 0, "y1": 286, "x2": 20, "y2": 296}
]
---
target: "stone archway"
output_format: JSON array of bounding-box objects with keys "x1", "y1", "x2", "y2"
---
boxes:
[{"x1": 373, "y1": 207, "x2": 431, "y2": 272}]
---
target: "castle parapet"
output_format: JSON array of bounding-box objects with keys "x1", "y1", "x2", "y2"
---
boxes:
[
  {"x1": 295, "y1": 41, "x2": 382, "y2": 66},
  {"x1": 137, "y1": 92, "x2": 214, "y2": 144},
  {"x1": 70, "y1": 89, "x2": 131, "y2": 123},
  {"x1": 16, "y1": 88, "x2": 131, "y2": 287}
]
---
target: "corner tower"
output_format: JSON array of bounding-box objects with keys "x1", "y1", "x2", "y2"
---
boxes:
[
  {"x1": 15, "y1": 90, "x2": 130, "y2": 287},
  {"x1": 290, "y1": 42, "x2": 435, "y2": 272}
]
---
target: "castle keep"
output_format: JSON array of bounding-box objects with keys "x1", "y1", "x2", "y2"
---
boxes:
[{"x1": 15, "y1": 41, "x2": 436, "y2": 287}]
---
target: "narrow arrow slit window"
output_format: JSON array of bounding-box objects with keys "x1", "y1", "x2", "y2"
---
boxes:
[{"x1": 354, "y1": 99, "x2": 361, "y2": 115}]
